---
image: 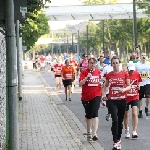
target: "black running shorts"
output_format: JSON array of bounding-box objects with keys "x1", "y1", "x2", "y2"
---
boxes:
[
  {"x1": 126, "y1": 100, "x2": 138, "y2": 111},
  {"x1": 139, "y1": 84, "x2": 150, "y2": 100},
  {"x1": 63, "y1": 79, "x2": 72, "y2": 87}
]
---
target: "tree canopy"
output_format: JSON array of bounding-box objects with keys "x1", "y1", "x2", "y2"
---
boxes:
[{"x1": 21, "y1": 0, "x2": 50, "y2": 50}]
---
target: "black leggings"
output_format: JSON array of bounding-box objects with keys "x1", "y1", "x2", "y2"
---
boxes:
[
  {"x1": 106, "y1": 94, "x2": 111, "y2": 114},
  {"x1": 107, "y1": 99, "x2": 126, "y2": 142},
  {"x1": 82, "y1": 96, "x2": 101, "y2": 119}
]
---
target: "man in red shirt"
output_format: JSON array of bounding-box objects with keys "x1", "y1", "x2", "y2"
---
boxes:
[
  {"x1": 79, "y1": 58, "x2": 102, "y2": 142},
  {"x1": 124, "y1": 62, "x2": 142, "y2": 139}
]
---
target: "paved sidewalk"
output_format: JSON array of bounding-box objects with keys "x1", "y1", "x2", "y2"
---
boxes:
[{"x1": 19, "y1": 70, "x2": 104, "y2": 150}]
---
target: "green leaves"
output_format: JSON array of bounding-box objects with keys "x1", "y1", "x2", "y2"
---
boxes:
[
  {"x1": 22, "y1": 10, "x2": 50, "y2": 50},
  {"x1": 22, "y1": 0, "x2": 51, "y2": 51}
]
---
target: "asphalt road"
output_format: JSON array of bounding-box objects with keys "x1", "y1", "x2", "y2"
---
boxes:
[{"x1": 41, "y1": 70, "x2": 150, "y2": 150}]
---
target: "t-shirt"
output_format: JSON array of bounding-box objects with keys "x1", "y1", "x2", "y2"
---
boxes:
[
  {"x1": 106, "y1": 71, "x2": 129, "y2": 100},
  {"x1": 79, "y1": 68, "x2": 102, "y2": 101},
  {"x1": 54, "y1": 64, "x2": 63, "y2": 75},
  {"x1": 126, "y1": 71, "x2": 142, "y2": 102},
  {"x1": 51, "y1": 60, "x2": 57, "y2": 68},
  {"x1": 70, "y1": 60, "x2": 78, "y2": 68},
  {"x1": 80, "y1": 60, "x2": 88, "y2": 72},
  {"x1": 75, "y1": 55, "x2": 81, "y2": 61},
  {"x1": 46, "y1": 56, "x2": 52, "y2": 62},
  {"x1": 40, "y1": 57, "x2": 45, "y2": 63},
  {"x1": 103, "y1": 57, "x2": 111, "y2": 65},
  {"x1": 62, "y1": 66, "x2": 75, "y2": 80},
  {"x1": 135, "y1": 61, "x2": 150, "y2": 86}
]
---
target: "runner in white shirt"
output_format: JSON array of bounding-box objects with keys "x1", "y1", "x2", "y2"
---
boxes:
[
  {"x1": 135, "y1": 52, "x2": 150, "y2": 118},
  {"x1": 46, "y1": 53, "x2": 52, "y2": 72},
  {"x1": 50, "y1": 58, "x2": 57, "y2": 77}
]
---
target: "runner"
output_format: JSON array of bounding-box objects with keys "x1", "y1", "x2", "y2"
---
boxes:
[
  {"x1": 124, "y1": 62, "x2": 142, "y2": 139},
  {"x1": 79, "y1": 58, "x2": 102, "y2": 142},
  {"x1": 102, "y1": 56, "x2": 131, "y2": 150},
  {"x1": 135, "y1": 52, "x2": 150, "y2": 118},
  {"x1": 39, "y1": 55, "x2": 45, "y2": 73},
  {"x1": 97, "y1": 54, "x2": 106, "y2": 72},
  {"x1": 77, "y1": 53, "x2": 88, "y2": 73},
  {"x1": 101, "y1": 53, "x2": 122, "y2": 121},
  {"x1": 70, "y1": 56, "x2": 78, "y2": 93},
  {"x1": 61, "y1": 59, "x2": 75, "y2": 101},
  {"x1": 97, "y1": 54, "x2": 107, "y2": 107},
  {"x1": 46, "y1": 53, "x2": 52, "y2": 72},
  {"x1": 54, "y1": 59, "x2": 63, "y2": 92},
  {"x1": 103, "y1": 50, "x2": 111, "y2": 65},
  {"x1": 50, "y1": 57, "x2": 57, "y2": 77}
]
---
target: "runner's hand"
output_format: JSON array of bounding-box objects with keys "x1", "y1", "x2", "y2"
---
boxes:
[
  {"x1": 87, "y1": 73, "x2": 92, "y2": 78},
  {"x1": 136, "y1": 85, "x2": 140, "y2": 90},
  {"x1": 118, "y1": 88, "x2": 125, "y2": 93},
  {"x1": 102, "y1": 96, "x2": 107, "y2": 101}
]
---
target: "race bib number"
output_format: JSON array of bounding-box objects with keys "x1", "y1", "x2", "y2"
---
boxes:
[
  {"x1": 110, "y1": 87, "x2": 125, "y2": 99},
  {"x1": 88, "y1": 76, "x2": 100, "y2": 86},
  {"x1": 140, "y1": 73, "x2": 148, "y2": 79},
  {"x1": 65, "y1": 74, "x2": 72, "y2": 79},
  {"x1": 127, "y1": 85, "x2": 137, "y2": 96}
]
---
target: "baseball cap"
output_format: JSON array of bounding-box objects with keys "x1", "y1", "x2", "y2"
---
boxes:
[{"x1": 127, "y1": 62, "x2": 135, "y2": 71}]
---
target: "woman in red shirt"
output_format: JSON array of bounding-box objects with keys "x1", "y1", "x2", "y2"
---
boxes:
[
  {"x1": 79, "y1": 58, "x2": 102, "y2": 142},
  {"x1": 124, "y1": 63, "x2": 142, "y2": 139},
  {"x1": 102, "y1": 56, "x2": 131, "y2": 150},
  {"x1": 54, "y1": 59, "x2": 63, "y2": 92}
]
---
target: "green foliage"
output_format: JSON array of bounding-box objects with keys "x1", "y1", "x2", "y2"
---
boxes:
[
  {"x1": 21, "y1": 0, "x2": 51, "y2": 51},
  {"x1": 22, "y1": 10, "x2": 50, "y2": 50},
  {"x1": 27, "y1": 0, "x2": 51, "y2": 12}
]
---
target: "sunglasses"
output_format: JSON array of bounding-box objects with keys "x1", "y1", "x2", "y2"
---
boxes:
[{"x1": 100, "y1": 56, "x2": 104, "y2": 58}]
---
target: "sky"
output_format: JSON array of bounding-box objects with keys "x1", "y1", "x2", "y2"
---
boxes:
[{"x1": 47, "y1": 0, "x2": 132, "y2": 30}]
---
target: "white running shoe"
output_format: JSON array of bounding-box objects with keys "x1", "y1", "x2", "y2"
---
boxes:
[
  {"x1": 112, "y1": 142, "x2": 121, "y2": 150},
  {"x1": 132, "y1": 131, "x2": 138, "y2": 138},
  {"x1": 125, "y1": 129, "x2": 130, "y2": 138}
]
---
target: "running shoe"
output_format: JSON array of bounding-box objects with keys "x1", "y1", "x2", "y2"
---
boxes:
[
  {"x1": 125, "y1": 129, "x2": 130, "y2": 138},
  {"x1": 138, "y1": 110, "x2": 143, "y2": 118},
  {"x1": 69, "y1": 98, "x2": 71, "y2": 101},
  {"x1": 101, "y1": 100, "x2": 106, "y2": 106},
  {"x1": 132, "y1": 131, "x2": 138, "y2": 138},
  {"x1": 83, "y1": 132, "x2": 92, "y2": 141},
  {"x1": 117, "y1": 139, "x2": 121, "y2": 144},
  {"x1": 105, "y1": 113, "x2": 111, "y2": 121},
  {"x1": 112, "y1": 142, "x2": 121, "y2": 150},
  {"x1": 92, "y1": 134, "x2": 98, "y2": 141}
]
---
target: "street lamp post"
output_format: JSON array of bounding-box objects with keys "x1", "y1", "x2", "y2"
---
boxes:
[
  {"x1": 86, "y1": 24, "x2": 89, "y2": 55},
  {"x1": 102, "y1": 20, "x2": 105, "y2": 56},
  {"x1": 133, "y1": 0, "x2": 138, "y2": 47},
  {"x1": 72, "y1": 33, "x2": 74, "y2": 53}
]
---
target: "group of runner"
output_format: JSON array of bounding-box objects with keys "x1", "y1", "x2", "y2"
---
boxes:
[{"x1": 36, "y1": 48, "x2": 150, "y2": 150}]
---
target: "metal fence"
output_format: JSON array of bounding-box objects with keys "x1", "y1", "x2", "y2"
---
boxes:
[{"x1": 0, "y1": 28, "x2": 6, "y2": 150}]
